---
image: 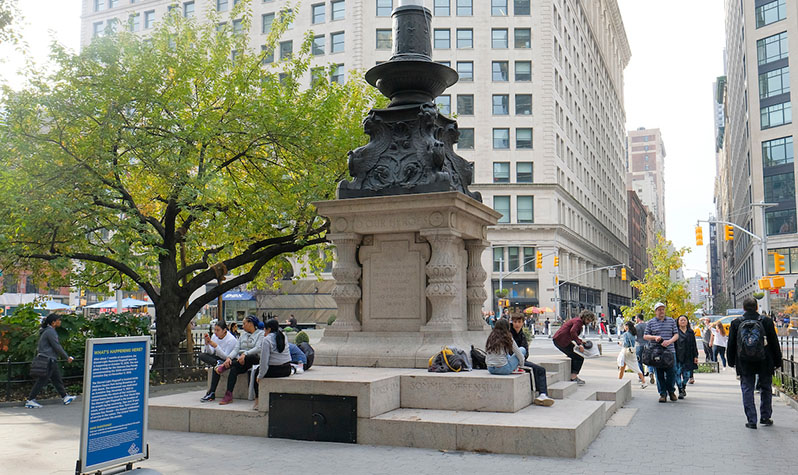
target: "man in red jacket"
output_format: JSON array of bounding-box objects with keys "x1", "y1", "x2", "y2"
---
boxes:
[{"x1": 553, "y1": 310, "x2": 596, "y2": 385}]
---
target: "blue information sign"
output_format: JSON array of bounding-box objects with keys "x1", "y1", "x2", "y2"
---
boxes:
[{"x1": 78, "y1": 336, "x2": 150, "y2": 474}]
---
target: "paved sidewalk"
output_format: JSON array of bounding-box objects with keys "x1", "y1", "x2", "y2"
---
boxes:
[{"x1": 1, "y1": 338, "x2": 797, "y2": 474}]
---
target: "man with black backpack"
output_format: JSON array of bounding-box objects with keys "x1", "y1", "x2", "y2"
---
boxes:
[{"x1": 727, "y1": 297, "x2": 782, "y2": 429}]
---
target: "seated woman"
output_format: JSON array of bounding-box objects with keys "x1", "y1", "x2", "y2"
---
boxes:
[
  {"x1": 288, "y1": 343, "x2": 307, "y2": 374},
  {"x1": 216, "y1": 315, "x2": 264, "y2": 405},
  {"x1": 257, "y1": 319, "x2": 292, "y2": 381},
  {"x1": 485, "y1": 319, "x2": 525, "y2": 375},
  {"x1": 199, "y1": 321, "x2": 237, "y2": 371}
]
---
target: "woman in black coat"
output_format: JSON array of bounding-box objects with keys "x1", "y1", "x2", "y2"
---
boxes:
[{"x1": 674, "y1": 315, "x2": 699, "y2": 399}]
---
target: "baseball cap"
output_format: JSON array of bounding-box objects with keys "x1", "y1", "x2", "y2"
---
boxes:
[{"x1": 653, "y1": 302, "x2": 665, "y2": 311}]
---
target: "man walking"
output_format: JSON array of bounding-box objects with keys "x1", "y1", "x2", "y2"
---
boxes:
[
  {"x1": 644, "y1": 302, "x2": 679, "y2": 403},
  {"x1": 727, "y1": 297, "x2": 782, "y2": 429},
  {"x1": 635, "y1": 314, "x2": 654, "y2": 384}
]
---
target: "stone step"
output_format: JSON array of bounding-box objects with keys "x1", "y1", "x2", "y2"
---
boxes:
[
  {"x1": 548, "y1": 380, "x2": 578, "y2": 399},
  {"x1": 538, "y1": 360, "x2": 571, "y2": 381},
  {"x1": 566, "y1": 379, "x2": 631, "y2": 422},
  {"x1": 546, "y1": 371, "x2": 560, "y2": 386},
  {"x1": 400, "y1": 371, "x2": 532, "y2": 413},
  {"x1": 149, "y1": 391, "x2": 268, "y2": 437},
  {"x1": 360, "y1": 398, "x2": 607, "y2": 458}
]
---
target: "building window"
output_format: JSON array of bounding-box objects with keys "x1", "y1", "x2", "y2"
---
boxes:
[
  {"x1": 456, "y1": 61, "x2": 473, "y2": 81},
  {"x1": 376, "y1": 29, "x2": 392, "y2": 50},
  {"x1": 523, "y1": 247, "x2": 536, "y2": 271},
  {"x1": 129, "y1": 14, "x2": 140, "y2": 32},
  {"x1": 764, "y1": 172, "x2": 795, "y2": 202},
  {"x1": 331, "y1": 63, "x2": 345, "y2": 84},
  {"x1": 456, "y1": 29, "x2": 473, "y2": 49},
  {"x1": 331, "y1": 0, "x2": 345, "y2": 20},
  {"x1": 493, "y1": 128, "x2": 510, "y2": 149},
  {"x1": 312, "y1": 35, "x2": 325, "y2": 55},
  {"x1": 492, "y1": 0, "x2": 507, "y2": 16},
  {"x1": 761, "y1": 101, "x2": 792, "y2": 129},
  {"x1": 434, "y1": 29, "x2": 451, "y2": 49},
  {"x1": 492, "y1": 61, "x2": 509, "y2": 81},
  {"x1": 762, "y1": 136, "x2": 794, "y2": 166},
  {"x1": 217, "y1": 0, "x2": 229, "y2": 12},
  {"x1": 280, "y1": 40, "x2": 293, "y2": 60},
  {"x1": 233, "y1": 18, "x2": 243, "y2": 34},
  {"x1": 457, "y1": 94, "x2": 474, "y2": 115},
  {"x1": 262, "y1": 13, "x2": 274, "y2": 34},
  {"x1": 517, "y1": 196, "x2": 534, "y2": 223},
  {"x1": 516, "y1": 94, "x2": 532, "y2": 115},
  {"x1": 93, "y1": 21, "x2": 104, "y2": 37},
  {"x1": 109, "y1": 0, "x2": 119, "y2": 7},
  {"x1": 756, "y1": 0, "x2": 786, "y2": 29},
  {"x1": 514, "y1": 28, "x2": 531, "y2": 48},
  {"x1": 311, "y1": 67, "x2": 325, "y2": 87},
  {"x1": 493, "y1": 162, "x2": 510, "y2": 183},
  {"x1": 494, "y1": 247, "x2": 504, "y2": 272},
  {"x1": 766, "y1": 208, "x2": 796, "y2": 235},
  {"x1": 436, "y1": 60, "x2": 451, "y2": 67},
  {"x1": 516, "y1": 128, "x2": 533, "y2": 149},
  {"x1": 456, "y1": 0, "x2": 472, "y2": 16},
  {"x1": 492, "y1": 95, "x2": 509, "y2": 115},
  {"x1": 508, "y1": 246, "x2": 519, "y2": 271},
  {"x1": 330, "y1": 31, "x2": 345, "y2": 53},
  {"x1": 514, "y1": 0, "x2": 530, "y2": 15},
  {"x1": 492, "y1": 29, "x2": 509, "y2": 49},
  {"x1": 144, "y1": 10, "x2": 156, "y2": 29},
  {"x1": 434, "y1": 0, "x2": 450, "y2": 16},
  {"x1": 183, "y1": 1, "x2": 195, "y2": 18},
  {"x1": 94, "y1": 0, "x2": 105, "y2": 12},
  {"x1": 106, "y1": 18, "x2": 119, "y2": 33},
  {"x1": 376, "y1": 0, "x2": 392, "y2": 17},
  {"x1": 494, "y1": 196, "x2": 510, "y2": 223},
  {"x1": 312, "y1": 3, "x2": 325, "y2": 23},
  {"x1": 436, "y1": 95, "x2": 451, "y2": 116},
  {"x1": 517, "y1": 162, "x2": 533, "y2": 182},
  {"x1": 515, "y1": 61, "x2": 531, "y2": 81},
  {"x1": 759, "y1": 66, "x2": 789, "y2": 99},
  {"x1": 757, "y1": 31, "x2": 788, "y2": 65},
  {"x1": 458, "y1": 128, "x2": 474, "y2": 149},
  {"x1": 279, "y1": 8, "x2": 294, "y2": 29},
  {"x1": 261, "y1": 45, "x2": 274, "y2": 64}
]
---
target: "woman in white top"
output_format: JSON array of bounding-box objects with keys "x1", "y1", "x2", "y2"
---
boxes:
[
  {"x1": 709, "y1": 321, "x2": 728, "y2": 369},
  {"x1": 200, "y1": 321, "x2": 238, "y2": 402},
  {"x1": 485, "y1": 319, "x2": 525, "y2": 375}
]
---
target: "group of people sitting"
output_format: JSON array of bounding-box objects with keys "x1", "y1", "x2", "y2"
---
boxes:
[{"x1": 199, "y1": 315, "x2": 313, "y2": 405}]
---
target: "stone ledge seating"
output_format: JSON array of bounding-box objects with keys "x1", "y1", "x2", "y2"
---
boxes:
[{"x1": 152, "y1": 359, "x2": 631, "y2": 458}]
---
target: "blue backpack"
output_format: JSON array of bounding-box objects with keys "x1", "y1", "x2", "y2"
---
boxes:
[{"x1": 737, "y1": 317, "x2": 767, "y2": 363}]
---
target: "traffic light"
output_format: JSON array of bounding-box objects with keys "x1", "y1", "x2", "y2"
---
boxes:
[
  {"x1": 536, "y1": 251, "x2": 543, "y2": 269},
  {"x1": 621, "y1": 267, "x2": 627, "y2": 281},
  {"x1": 553, "y1": 256, "x2": 559, "y2": 267},
  {"x1": 772, "y1": 275, "x2": 786, "y2": 288},
  {"x1": 724, "y1": 225, "x2": 734, "y2": 241},
  {"x1": 695, "y1": 226, "x2": 703, "y2": 246},
  {"x1": 774, "y1": 252, "x2": 786, "y2": 274},
  {"x1": 758, "y1": 277, "x2": 771, "y2": 290}
]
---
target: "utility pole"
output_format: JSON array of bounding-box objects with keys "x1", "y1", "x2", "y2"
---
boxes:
[{"x1": 752, "y1": 202, "x2": 778, "y2": 314}]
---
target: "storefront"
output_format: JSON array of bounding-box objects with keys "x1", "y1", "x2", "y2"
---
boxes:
[
  {"x1": 221, "y1": 290, "x2": 258, "y2": 324},
  {"x1": 558, "y1": 283, "x2": 601, "y2": 320},
  {"x1": 492, "y1": 279, "x2": 539, "y2": 315}
]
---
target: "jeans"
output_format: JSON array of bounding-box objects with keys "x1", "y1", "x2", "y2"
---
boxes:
[
  {"x1": 518, "y1": 347, "x2": 548, "y2": 394},
  {"x1": 674, "y1": 361, "x2": 691, "y2": 390},
  {"x1": 554, "y1": 341, "x2": 584, "y2": 375},
  {"x1": 635, "y1": 345, "x2": 648, "y2": 375},
  {"x1": 702, "y1": 341, "x2": 714, "y2": 362},
  {"x1": 740, "y1": 372, "x2": 773, "y2": 424},
  {"x1": 28, "y1": 359, "x2": 66, "y2": 400},
  {"x1": 488, "y1": 354, "x2": 521, "y2": 375},
  {"x1": 198, "y1": 353, "x2": 224, "y2": 367},
  {"x1": 654, "y1": 361, "x2": 677, "y2": 396},
  {"x1": 713, "y1": 345, "x2": 727, "y2": 367}
]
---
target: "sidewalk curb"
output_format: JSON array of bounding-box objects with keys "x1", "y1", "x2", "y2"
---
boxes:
[
  {"x1": 0, "y1": 381, "x2": 205, "y2": 408},
  {"x1": 775, "y1": 388, "x2": 798, "y2": 412}
]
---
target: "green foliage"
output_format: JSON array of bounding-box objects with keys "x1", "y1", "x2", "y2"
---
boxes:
[
  {"x1": 753, "y1": 292, "x2": 765, "y2": 300},
  {"x1": 284, "y1": 326, "x2": 296, "y2": 333},
  {"x1": 522, "y1": 326, "x2": 532, "y2": 342},
  {"x1": 326, "y1": 314, "x2": 336, "y2": 326},
  {"x1": 294, "y1": 330, "x2": 309, "y2": 344},
  {"x1": 495, "y1": 288, "x2": 509, "y2": 298},
  {"x1": 622, "y1": 234, "x2": 700, "y2": 321}
]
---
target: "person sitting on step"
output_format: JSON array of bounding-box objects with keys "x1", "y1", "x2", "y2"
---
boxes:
[
  {"x1": 252, "y1": 319, "x2": 292, "y2": 408},
  {"x1": 288, "y1": 343, "x2": 307, "y2": 374},
  {"x1": 510, "y1": 313, "x2": 554, "y2": 406},
  {"x1": 215, "y1": 315, "x2": 264, "y2": 405},
  {"x1": 485, "y1": 319, "x2": 525, "y2": 375},
  {"x1": 199, "y1": 320, "x2": 238, "y2": 402}
]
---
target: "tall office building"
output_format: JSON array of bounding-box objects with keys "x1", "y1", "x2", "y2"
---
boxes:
[
  {"x1": 626, "y1": 127, "x2": 666, "y2": 235},
  {"x1": 716, "y1": 0, "x2": 798, "y2": 310},
  {"x1": 80, "y1": 0, "x2": 633, "y2": 320}
]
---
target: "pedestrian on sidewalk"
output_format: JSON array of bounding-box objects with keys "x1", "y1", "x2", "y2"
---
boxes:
[
  {"x1": 699, "y1": 317, "x2": 714, "y2": 363},
  {"x1": 618, "y1": 320, "x2": 647, "y2": 389},
  {"x1": 644, "y1": 302, "x2": 679, "y2": 403},
  {"x1": 552, "y1": 310, "x2": 596, "y2": 385},
  {"x1": 25, "y1": 314, "x2": 77, "y2": 408},
  {"x1": 510, "y1": 314, "x2": 554, "y2": 406},
  {"x1": 710, "y1": 321, "x2": 728, "y2": 369},
  {"x1": 674, "y1": 315, "x2": 698, "y2": 399},
  {"x1": 727, "y1": 297, "x2": 782, "y2": 429},
  {"x1": 635, "y1": 314, "x2": 655, "y2": 385}
]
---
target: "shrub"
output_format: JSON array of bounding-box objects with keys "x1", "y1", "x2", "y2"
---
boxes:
[
  {"x1": 295, "y1": 331, "x2": 310, "y2": 344},
  {"x1": 284, "y1": 326, "x2": 296, "y2": 333},
  {"x1": 327, "y1": 314, "x2": 336, "y2": 326}
]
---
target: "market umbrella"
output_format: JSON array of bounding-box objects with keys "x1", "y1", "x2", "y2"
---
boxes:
[
  {"x1": 523, "y1": 306, "x2": 541, "y2": 314},
  {"x1": 543, "y1": 307, "x2": 555, "y2": 313},
  {"x1": 34, "y1": 300, "x2": 71, "y2": 311}
]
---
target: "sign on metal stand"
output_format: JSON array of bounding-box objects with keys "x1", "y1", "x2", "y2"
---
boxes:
[{"x1": 76, "y1": 336, "x2": 152, "y2": 474}]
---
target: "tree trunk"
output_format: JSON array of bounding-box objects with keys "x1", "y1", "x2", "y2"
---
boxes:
[{"x1": 153, "y1": 297, "x2": 186, "y2": 382}]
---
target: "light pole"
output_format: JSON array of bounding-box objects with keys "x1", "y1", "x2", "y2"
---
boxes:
[
  {"x1": 555, "y1": 263, "x2": 628, "y2": 321},
  {"x1": 752, "y1": 202, "x2": 778, "y2": 314}
]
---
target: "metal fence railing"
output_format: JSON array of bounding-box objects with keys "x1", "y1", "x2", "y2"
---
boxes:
[
  {"x1": 1, "y1": 349, "x2": 209, "y2": 401},
  {"x1": 776, "y1": 333, "x2": 797, "y2": 397}
]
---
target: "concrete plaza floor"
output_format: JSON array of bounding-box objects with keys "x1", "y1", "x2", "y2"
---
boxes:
[{"x1": 1, "y1": 337, "x2": 797, "y2": 474}]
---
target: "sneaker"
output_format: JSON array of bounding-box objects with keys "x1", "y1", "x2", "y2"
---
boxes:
[
  {"x1": 688, "y1": 377, "x2": 695, "y2": 384},
  {"x1": 25, "y1": 400, "x2": 42, "y2": 409},
  {"x1": 512, "y1": 367, "x2": 525, "y2": 374},
  {"x1": 669, "y1": 392, "x2": 678, "y2": 401},
  {"x1": 63, "y1": 395, "x2": 76, "y2": 405},
  {"x1": 570, "y1": 377, "x2": 586, "y2": 385},
  {"x1": 219, "y1": 391, "x2": 233, "y2": 405},
  {"x1": 200, "y1": 392, "x2": 215, "y2": 402},
  {"x1": 295, "y1": 363, "x2": 304, "y2": 374},
  {"x1": 215, "y1": 365, "x2": 228, "y2": 375},
  {"x1": 533, "y1": 394, "x2": 555, "y2": 407},
  {"x1": 658, "y1": 395, "x2": 667, "y2": 403},
  {"x1": 745, "y1": 422, "x2": 757, "y2": 429},
  {"x1": 760, "y1": 418, "x2": 774, "y2": 426},
  {"x1": 650, "y1": 374, "x2": 655, "y2": 384},
  {"x1": 640, "y1": 383, "x2": 648, "y2": 389}
]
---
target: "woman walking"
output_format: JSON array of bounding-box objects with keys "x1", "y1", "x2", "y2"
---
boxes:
[
  {"x1": 710, "y1": 321, "x2": 728, "y2": 369},
  {"x1": 25, "y1": 314, "x2": 76, "y2": 408},
  {"x1": 553, "y1": 310, "x2": 596, "y2": 385},
  {"x1": 674, "y1": 315, "x2": 699, "y2": 399},
  {"x1": 618, "y1": 320, "x2": 647, "y2": 389}
]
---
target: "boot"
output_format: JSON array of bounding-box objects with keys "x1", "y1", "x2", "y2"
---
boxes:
[{"x1": 219, "y1": 391, "x2": 233, "y2": 405}]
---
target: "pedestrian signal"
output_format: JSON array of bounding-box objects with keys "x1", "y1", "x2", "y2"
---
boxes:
[
  {"x1": 724, "y1": 225, "x2": 734, "y2": 241},
  {"x1": 695, "y1": 226, "x2": 703, "y2": 246}
]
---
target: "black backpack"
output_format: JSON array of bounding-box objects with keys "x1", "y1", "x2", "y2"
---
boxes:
[
  {"x1": 298, "y1": 342, "x2": 315, "y2": 370},
  {"x1": 737, "y1": 317, "x2": 767, "y2": 363},
  {"x1": 470, "y1": 345, "x2": 488, "y2": 370}
]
